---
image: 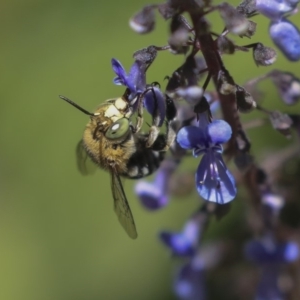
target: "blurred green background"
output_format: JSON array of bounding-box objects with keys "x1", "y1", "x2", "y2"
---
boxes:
[{"x1": 1, "y1": 1, "x2": 300, "y2": 299}]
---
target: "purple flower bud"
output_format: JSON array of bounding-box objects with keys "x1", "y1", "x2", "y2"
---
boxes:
[
  {"x1": 236, "y1": 0, "x2": 257, "y2": 17},
  {"x1": 256, "y1": 0, "x2": 296, "y2": 20},
  {"x1": 219, "y1": 3, "x2": 250, "y2": 35},
  {"x1": 240, "y1": 20, "x2": 257, "y2": 38},
  {"x1": 269, "y1": 110, "x2": 293, "y2": 137},
  {"x1": 217, "y1": 69, "x2": 236, "y2": 95},
  {"x1": 269, "y1": 70, "x2": 300, "y2": 105},
  {"x1": 270, "y1": 19, "x2": 300, "y2": 61},
  {"x1": 253, "y1": 43, "x2": 277, "y2": 66},
  {"x1": 235, "y1": 85, "x2": 257, "y2": 113},
  {"x1": 217, "y1": 36, "x2": 235, "y2": 54}
]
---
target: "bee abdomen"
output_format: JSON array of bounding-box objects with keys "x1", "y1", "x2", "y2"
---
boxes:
[{"x1": 125, "y1": 149, "x2": 165, "y2": 179}]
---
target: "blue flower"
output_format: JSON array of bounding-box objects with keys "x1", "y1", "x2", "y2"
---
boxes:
[
  {"x1": 245, "y1": 236, "x2": 299, "y2": 300},
  {"x1": 111, "y1": 59, "x2": 167, "y2": 125},
  {"x1": 135, "y1": 159, "x2": 177, "y2": 210},
  {"x1": 111, "y1": 58, "x2": 146, "y2": 100},
  {"x1": 174, "y1": 262, "x2": 206, "y2": 300},
  {"x1": 159, "y1": 215, "x2": 203, "y2": 256},
  {"x1": 245, "y1": 237, "x2": 299, "y2": 264},
  {"x1": 177, "y1": 119, "x2": 237, "y2": 204}
]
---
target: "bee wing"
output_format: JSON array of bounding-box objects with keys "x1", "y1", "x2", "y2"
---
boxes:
[
  {"x1": 76, "y1": 140, "x2": 97, "y2": 175},
  {"x1": 110, "y1": 169, "x2": 138, "y2": 239}
]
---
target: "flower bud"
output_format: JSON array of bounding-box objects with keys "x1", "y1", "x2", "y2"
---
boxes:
[
  {"x1": 269, "y1": 70, "x2": 300, "y2": 105},
  {"x1": 219, "y1": 3, "x2": 250, "y2": 35},
  {"x1": 129, "y1": 5, "x2": 155, "y2": 34},
  {"x1": 235, "y1": 85, "x2": 257, "y2": 113},
  {"x1": 253, "y1": 43, "x2": 277, "y2": 66}
]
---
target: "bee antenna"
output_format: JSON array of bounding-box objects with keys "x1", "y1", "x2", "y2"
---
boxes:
[{"x1": 59, "y1": 95, "x2": 96, "y2": 116}]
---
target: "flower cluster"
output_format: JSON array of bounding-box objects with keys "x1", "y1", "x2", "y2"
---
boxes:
[{"x1": 110, "y1": 0, "x2": 300, "y2": 298}]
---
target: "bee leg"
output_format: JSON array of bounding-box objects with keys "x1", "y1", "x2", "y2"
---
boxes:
[
  {"x1": 131, "y1": 94, "x2": 144, "y2": 134},
  {"x1": 162, "y1": 121, "x2": 176, "y2": 151},
  {"x1": 146, "y1": 125, "x2": 160, "y2": 148}
]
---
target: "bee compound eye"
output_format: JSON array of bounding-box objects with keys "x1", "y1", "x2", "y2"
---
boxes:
[{"x1": 105, "y1": 118, "x2": 130, "y2": 140}]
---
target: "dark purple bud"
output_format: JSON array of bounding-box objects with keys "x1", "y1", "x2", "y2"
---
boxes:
[
  {"x1": 239, "y1": 20, "x2": 257, "y2": 38},
  {"x1": 269, "y1": 110, "x2": 293, "y2": 137},
  {"x1": 168, "y1": 16, "x2": 190, "y2": 54},
  {"x1": 217, "y1": 36, "x2": 235, "y2": 54},
  {"x1": 219, "y1": 3, "x2": 250, "y2": 35},
  {"x1": 166, "y1": 56, "x2": 206, "y2": 94},
  {"x1": 270, "y1": 19, "x2": 300, "y2": 61},
  {"x1": 269, "y1": 70, "x2": 300, "y2": 105},
  {"x1": 235, "y1": 85, "x2": 257, "y2": 113},
  {"x1": 217, "y1": 69, "x2": 236, "y2": 95},
  {"x1": 157, "y1": 2, "x2": 177, "y2": 20},
  {"x1": 129, "y1": 5, "x2": 156, "y2": 34},
  {"x1": 236, "y1": 0, "x2": 257, "y2": 17},
  {"x1": 133, "y1": 46, "x2": 157, "y2": 69},
  {"x1": 253, "y1": 43, "x2": 277, "y2": 66}
]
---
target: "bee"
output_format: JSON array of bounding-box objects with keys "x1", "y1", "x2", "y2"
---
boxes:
[{"x1": 60, "y1": 92, "x2": 176, "y2": 239}]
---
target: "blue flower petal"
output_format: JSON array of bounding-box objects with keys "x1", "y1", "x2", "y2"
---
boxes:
[
  {"x1": 135, "y1": 181, "x2": 168, "y2": 210},
  {"x1": 256, "y1": 0, "x2": 296, "y2": 20},
  {"x1": 111, "y1": 58, "x2": 127, "y2": 84},
  {"x1": 159, "y1": 231, "x2": 195, "y2": 256},
  {"x1": 113, "y1": 77, "x2": 124, "y2": 86},
  {"x1": 127, "y1": 61, "x2": 146, "y2": 93},
  {"x1": 177, "y1": 126, "x2": 208, "y2": 150},
  {"x1": 207, "y1": 120, "x2": 232, "y2": 144},
  {"x1": 144, "y1": 87, "x2": 166, "y2": 127},
  {"x1": 174, "y1": 262, "x2": 206, "y2": 300},
  {"x1": 270, "y1": 19, "x2": 300, "y2": 61},
  {"x1": 196, "y1": 150, "x2": 236, "y2": 204}
]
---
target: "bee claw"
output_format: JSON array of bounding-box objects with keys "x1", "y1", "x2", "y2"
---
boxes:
[{"x1": 146, "y1": 126, "x2": 160, "y2": 148}]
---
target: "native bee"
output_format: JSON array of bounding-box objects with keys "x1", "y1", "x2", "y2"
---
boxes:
[{"x1": 60, "y1": 91, "x2": 176, "y2": 239}]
